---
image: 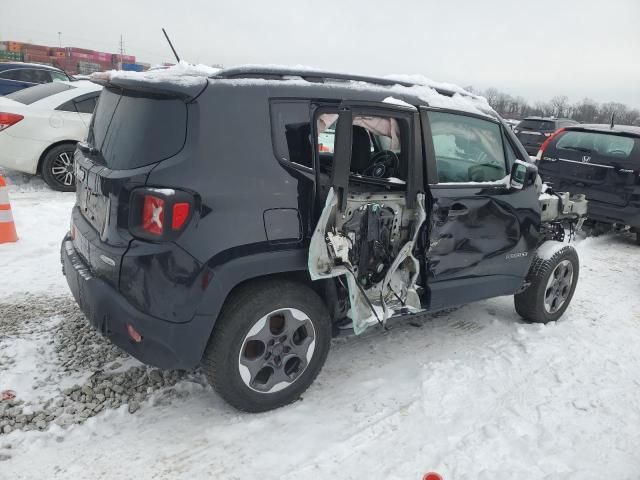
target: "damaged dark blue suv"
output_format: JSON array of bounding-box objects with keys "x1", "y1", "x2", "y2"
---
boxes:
[{"x1": 61, "y1": 66, "x2": 587, "y2": 411}]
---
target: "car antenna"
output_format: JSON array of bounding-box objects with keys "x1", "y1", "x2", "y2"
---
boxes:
[
  {"x1": 610, "y1": 113, "x2": 615, "y2": 129},
  {"x1": 162, "y1": 28, "x2": 181, "y2": 63}
]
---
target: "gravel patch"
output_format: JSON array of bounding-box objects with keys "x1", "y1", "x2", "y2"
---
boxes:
[{"x1": 0, "y1": 295, "x2": 203, "y2": 435}]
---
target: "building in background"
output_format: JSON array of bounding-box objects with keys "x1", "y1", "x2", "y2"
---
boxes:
[{"x1": 0, "y1": 40, "x2": 151, "y2": 74}]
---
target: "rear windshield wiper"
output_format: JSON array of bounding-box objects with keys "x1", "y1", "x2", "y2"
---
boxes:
[{"x1": 77, "y1": 141, "x2": 98, "y2": 155}]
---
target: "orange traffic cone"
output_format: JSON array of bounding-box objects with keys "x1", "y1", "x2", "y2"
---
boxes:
[{"x1": 0, "y1": 176, "x2": 18, "y2": 243}]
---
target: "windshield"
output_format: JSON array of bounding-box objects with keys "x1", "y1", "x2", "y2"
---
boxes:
[
  {"x1": 555, "y1": 131, "x2": 637, "y2": 159},
  {"x1": 518, "y1": 119, "x2": 555, "y2": 131},
  {"x1": 6, "y1": 82, "x2": 75, "y2": 105}
]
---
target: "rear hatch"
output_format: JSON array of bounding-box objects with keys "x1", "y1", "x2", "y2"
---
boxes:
[
  {"x1": 515, "y1": 119, "x2": 556, "y2": 152},
  {"x1": 538, "y1": 129, "x2": 640, "y2": 207},
  {"x1": 72, "y1": 79, "x2": 201, "y2": 287}
]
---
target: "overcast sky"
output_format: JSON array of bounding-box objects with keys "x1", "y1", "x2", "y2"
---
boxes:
[{"x1": 1, "y1": 0, "x2": 638, "y2": 108}]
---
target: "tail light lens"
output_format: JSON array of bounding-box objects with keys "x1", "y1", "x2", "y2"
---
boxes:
[
  {"x1": 142, "y1": 195, "x2": 165, "y2": 235},
  {"x1": 0, "y1": 112, "x2": 24, "y2": 132},
  {"x1": 129, "y1": 188, "x2": 195, "y2": 240},
  {"x1": 536, "y1": 128, "x2": 566, "y2": 162}
]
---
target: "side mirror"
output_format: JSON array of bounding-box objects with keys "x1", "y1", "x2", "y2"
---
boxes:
[{"x1": 510, "y1": 160, "x2": 538, "y2": 190}]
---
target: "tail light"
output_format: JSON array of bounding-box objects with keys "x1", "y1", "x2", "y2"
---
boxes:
[
  {"x1": 0, "y1": 112, "x2": 24, "y2": 132},
  {"x1": 129, "y1": 188, "x2": 195, "y2": 240},
  {"x1": 536, "y1": 128, "x2": 566, "y2": 162}
]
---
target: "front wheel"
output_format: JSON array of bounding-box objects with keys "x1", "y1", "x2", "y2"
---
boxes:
[
  {"x1": 514, "y1": 244, "x2": 579, "y2": 323},
  {"x1": 41, "y1": 144, "x2": 77, "y2": 192},
  {"x1": 202, "y1": 279, "x2": 331, "y2": 412}
]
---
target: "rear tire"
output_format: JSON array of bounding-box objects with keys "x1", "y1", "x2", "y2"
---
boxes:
[
  {"x1": 514, "y1": 245, "x2": 579, "y2": 323},
  {"x1": 41, "y1": 144, "x2": 77, "y2": 192},
  {"x1": 201, "y1": 279, "x2": 331, "y2": 412}
]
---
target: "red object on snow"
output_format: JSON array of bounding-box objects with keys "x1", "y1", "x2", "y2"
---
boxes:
[
  {"x1": 423, "y1": 473, "x2": 443, "y2": 480},
  {"x1": 1, "y1": 390, "x2": 16, "y2": 401}
]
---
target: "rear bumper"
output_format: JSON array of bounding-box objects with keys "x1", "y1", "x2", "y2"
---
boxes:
[
  {"x1": 587, "y1": 201, "x2": 640, "y2": 229},
  {"x1": 61, "y1": 234, "x2": 213, "y2": 370}
]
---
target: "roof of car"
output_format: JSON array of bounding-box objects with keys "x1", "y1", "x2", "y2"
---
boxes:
[
  {"x1": 523, "y1": 116, "x2": 575, "y2": 122},
  {"x1": 92, "y1": 62, "x2": 499, "y2": 119},
  {"x1": 0, "y1": 62, "x2": 65, "y2": 72},
  {"x1": 566, "y1": 124, "x2": 640, "y2": 136}
]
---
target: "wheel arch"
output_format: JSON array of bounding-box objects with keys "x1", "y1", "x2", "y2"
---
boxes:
[
  {"x1": 192, "y1": 248, "x2": 339, "y2": 364},
  {"x1": 36, "y1": 139, "x2": 78, "y2": 174}
]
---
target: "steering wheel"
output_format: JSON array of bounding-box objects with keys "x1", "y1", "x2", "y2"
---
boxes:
[{"x1": 363, "y1": 150, "x2": 400, "y2": 178}]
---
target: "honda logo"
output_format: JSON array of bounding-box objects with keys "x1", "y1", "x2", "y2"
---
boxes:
[{"x1": 582, "y1": 156, "x2": 591, "y2": 163}]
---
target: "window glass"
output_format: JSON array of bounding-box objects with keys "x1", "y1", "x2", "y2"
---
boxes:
[
  {"x1": 518, "y1": 119, "x2": 556, "y2": 131},
  {"x1": 50, "y1": 71, "x2": 69, "y2": 82},
  {"x1": 504, "y1": 137, "x2": 518, "y2": 166},
  {"x1": 57, "y1": 100, "x2": 76, "y2": 112},
  {"x1": 428, "y1": 111, "x2": 507, "y2": 183},
  {"x1": 30, "y1": 69, "x2": 51, "y2": 83},
  {"x1": 270, "y1": 101, "x2": 312, "y2": 168},
  {"x1": 6, "y1": 82, "x2": 75, "y2": 104},
  {"x1": 0, "y1": 69, "x2": 24, "y2": 81},
  {"x1": 89, "y1": 87, "x2": 188, "y2": 170},
  {"x1": 316, "y1": 112, "x2": 405, "y2": 182},
  {"x1": 555, "y1": 131, "x2": 636, "y2": 159},
  {"x1": 75, "y1": 95, "x2": 98, "y2": 114}
]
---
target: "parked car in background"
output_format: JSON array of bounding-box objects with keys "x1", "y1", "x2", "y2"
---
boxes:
[
  {"x1": 515, "y1": 117, "x2": 579, "y2": 155},
  {"x1": 502, "y1": 118, "x2": 520, "y2": 130},
  {"x1": 0, "y1": 62, "x2": 73, "y2": 95},
  {"x1": 0, "y1": 80, "x2": 102, "y2": 191},
  {"x1": 536, "y1": 124, "x2": 640, "y2": 244}
]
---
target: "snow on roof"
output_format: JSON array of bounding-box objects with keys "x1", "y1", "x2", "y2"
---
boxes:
[
  {"x1": 212, "y1": 65, "x2": 496, "y2": 118},
  {"x1": 90, "y1": 61, "x2": 221, "y2": 88},
  {"x1": 569, "y1": 124, "x2": 640, "y2": 136},
  {"x1": 91, "y1": 61, "x2": 496, "y2": 118},
  {"x1": 383, "y1": 96, "x2": 417, "y2": 109}
]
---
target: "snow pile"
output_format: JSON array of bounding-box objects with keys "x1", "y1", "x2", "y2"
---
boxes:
[
  {"x1": 0, "y1": 189, "x2": 74, "y2": 298},
  {"x1": 91, "y1": 61, "x2": 221, "y2": 88},
  {"x1": 3, "y1": 187, "x2": 640, "y2": 478}
]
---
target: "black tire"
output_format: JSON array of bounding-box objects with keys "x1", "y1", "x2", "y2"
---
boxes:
[
  {"x1": 41, "y1": 143, "x2": 77, "y2": 192},
  {"x1": 636, "y1": 231, "x2": 640, "y2": 246},
  {"x1": 202, "y1": 279, "x2": 331, "y2": 412},
  {"x1": 514, "y1": 244, "x2": 579, "y2": 323}
]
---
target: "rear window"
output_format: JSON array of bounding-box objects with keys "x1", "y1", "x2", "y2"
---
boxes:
[
  {"x1": 555, "y1": 131, "x2": 637, "y2": 159},
  {"x1": 518, "y1": 119, "x2": 556, "y2": 131},
  {"x1": 6, "y1": 82, "x2": 75, "y2": 105},
  {"x1": 87, "y1": 88, "x2": 187, "y2": 170}
]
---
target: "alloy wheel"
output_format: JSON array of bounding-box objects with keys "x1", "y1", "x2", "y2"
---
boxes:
[
  {"x1": 50, "y1": 151, "x2": 75, "y2": 187},
  {"x1": 238, "y1": 308, "x2": 316, "y2": 393},
  {"x1": 543, "y1": 259, "x2": 574, "y2": 314}
]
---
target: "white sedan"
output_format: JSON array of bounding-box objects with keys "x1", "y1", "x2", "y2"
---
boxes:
[{"x1": 0, "y1": 80, "x2": 102, "y2": 191}]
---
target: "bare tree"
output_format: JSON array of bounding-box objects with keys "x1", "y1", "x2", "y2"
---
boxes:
[
  {"x1": 471, "y1": 87, "x2": 640, "y2": 126},
  {"x1": 549, "y1": 95, "x2": 570, "y2": 117}
]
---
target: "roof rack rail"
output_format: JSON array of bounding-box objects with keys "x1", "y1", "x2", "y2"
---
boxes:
[
  {"x1": 213, "y1": 66, "x2": 417, "y2": 88},
  {"x1": 211, "y1": 66, "x2": 466, "y2": 98}
]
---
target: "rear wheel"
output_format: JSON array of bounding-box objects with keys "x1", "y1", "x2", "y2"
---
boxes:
[
  {"x1": 514, "y1": 245, "x2": 579, "y2": 323},
  {"x1": 41, "y1": 144, "x2": 77, "y2": 192},
  {"x1": 202, "y1": 279, "x2": 331, "y2": 412}
]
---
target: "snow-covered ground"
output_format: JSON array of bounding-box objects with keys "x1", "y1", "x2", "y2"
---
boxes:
[{"x1": 1, "y1": 174, "x2": 640, "y2": 479}]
